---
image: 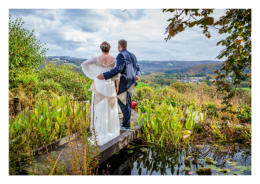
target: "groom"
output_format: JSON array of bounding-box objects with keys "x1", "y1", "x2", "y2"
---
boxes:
[{"x1": 97, "y1": 39, "x2": 141, "y2": 130}]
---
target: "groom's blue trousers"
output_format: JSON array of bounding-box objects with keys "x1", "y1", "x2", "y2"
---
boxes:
[{"x1": 118, "y1": 92, "x2": 132, "y2": 128}]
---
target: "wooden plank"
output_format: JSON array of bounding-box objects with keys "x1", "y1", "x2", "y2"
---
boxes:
[
  {"x1": 26, "y1": 111, "x2": 140, "y2": 174},
  {"x1": 98, "y1": 125, "x2": 140, "y2": 164},
  {"x1": 32, "y1": 132, "x2": 80, "y2": 156}
]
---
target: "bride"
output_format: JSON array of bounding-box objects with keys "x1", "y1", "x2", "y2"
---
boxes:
[{"x1": 81, "y1": 41, "x2": 120, "y2": 146}]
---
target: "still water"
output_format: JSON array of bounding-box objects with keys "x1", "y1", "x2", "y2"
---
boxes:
[{"x1": 98, "y1": 140, "x2": 251, "y2": 175}]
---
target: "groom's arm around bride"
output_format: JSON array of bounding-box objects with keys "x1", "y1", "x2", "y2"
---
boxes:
[
  {"x1": 102, "y1": 53, "x2": 126, "y2": 81},
  {"x1": 97, "y1": 39, "x2": 139, "y2": 94},
  {"x1": 97, "y1": 39, "x2": 140, "y2": 129}
]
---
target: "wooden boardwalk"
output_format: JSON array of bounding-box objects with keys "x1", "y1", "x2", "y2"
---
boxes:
[{"x1": 27, "y1": 111, "x2": 140, "y2": 174}]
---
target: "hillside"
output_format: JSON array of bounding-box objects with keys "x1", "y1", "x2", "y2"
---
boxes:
[
  {"x1": 187, "y1": 63, "x2": 222, "y2": 75},
  {"x1": 47, "y1": 56, "x2": 86, "y2": 66},
  {"x1": 138, "y1": 60, "x2": 222, "y2": 75},
  {"x1": 45, "y1": 56, "x2": 86, "y2": 74},
  {"x1": 46, "y1": 56, "x2": 222, "y2": 76}
]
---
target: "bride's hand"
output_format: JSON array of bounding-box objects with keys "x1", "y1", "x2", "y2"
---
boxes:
[{"x1": 97, "y1": 73, "x2": 105, "y2": 80}]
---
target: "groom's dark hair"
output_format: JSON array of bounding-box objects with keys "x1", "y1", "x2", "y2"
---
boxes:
[{"x1": 118, "y1": 39, "x2": 127, "y2": 49}]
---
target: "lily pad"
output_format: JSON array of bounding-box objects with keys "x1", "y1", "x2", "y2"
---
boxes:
[
  {"x1": 233, "y1": 165, "x2": 251, "y2": 172},
  {"x1": 196, "y1": 168, "x2": 212, "y2": 175},
  {"x1": 184, "y1": 167, "x2": 191, "y2": 171},
  {"x1": 206, "y1": 164, "x2": 218, "y2": 170},
  {"x1": 226, "y1": 160, "x2": 238, "y2": 167},
  {"x1": 217, "y1": 168, "x2": 231, "y2": 173},
  {"x1": 205, "y1": 157, "x2": 217, "y2": 165}
]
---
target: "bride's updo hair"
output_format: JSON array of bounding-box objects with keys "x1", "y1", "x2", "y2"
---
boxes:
[{"x1": 100, "y1": 41, "x2": 111, "y2": 53}]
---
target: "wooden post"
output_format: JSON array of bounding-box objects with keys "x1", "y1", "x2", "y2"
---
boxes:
[{"x1": 13, "y1": 97, "x2": 21, "y2": 116}]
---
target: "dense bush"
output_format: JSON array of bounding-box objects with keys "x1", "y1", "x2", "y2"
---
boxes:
[
  {"x1": 204, "y1": 102, "x2": 218, "y2": 117},
  {"x1": 37, "y1": 79, "x2": 64, "y2": 95},
  {"x1": 135, "y1": 86, "x2": 154, "y2": 102},
  {"x1": 10, "y1": 64, "x2": 92, "y2": 111},
  {"x1": 171, "y1": 82, "x2": 196, "y2": 93},
  {"x1": 9, "y1": 16, "x2": 47, "y2": 89},
  {"x1": 37, "y1": 64, "x2": 92, "y2": 101},
  {"x1": 236, "y1": 105, "x2": 251, "y2": 124}
]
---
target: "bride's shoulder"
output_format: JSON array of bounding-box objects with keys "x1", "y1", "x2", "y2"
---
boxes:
[
  {"x1": 111, "y1": 56, "x2": 116, "y2": 66},
  {"x1": 92, "y1": 56, "x2": 99, "y2": 61},
  {"x1": 87, "y1": 56, "x2": 98, "y2": 62},
  {"x1": 111, "y1": 56, "x2": 116, "y2": 62}
]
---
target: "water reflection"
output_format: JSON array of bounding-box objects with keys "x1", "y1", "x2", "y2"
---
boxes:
[{"x1": 98, "y1": 140, "x2": 251, "y2": 175}]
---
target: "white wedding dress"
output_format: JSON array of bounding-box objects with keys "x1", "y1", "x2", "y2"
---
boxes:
[{"x1": 81, "y1": 56, "x2": 120, "y2": 146}]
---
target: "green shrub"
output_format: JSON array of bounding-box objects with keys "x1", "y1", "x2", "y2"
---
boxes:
[
  {"x1": 9, "y1": 16, "x2": 47, "y2": 89},
  {"x1": 16, "y1": 73, "x2": 39, "y2": 86},
  {"x1": 38, "y1": 64, "x2": 91, "y2": 101},
  {"x1": 237, "y1": 105, "x2": 251, "y2": 123},
  {"x1": 136, "y1": 81, "x2": 149, "y2": 89},
  {"x1": 37, "y1": 79, "x2": 64, "y2": 95},
  {"x1": 205, "y1": 102, "x2": 218, "y2": 117},
  {"x1": 171, "y1": 82, "x2": 195, "y2": 93},
  {"x1": 135, "y1": 86, "x2": 154, "y2": 102},
  {"x1": 14, "y1": 73, "x2": 40, "y2": 95}
]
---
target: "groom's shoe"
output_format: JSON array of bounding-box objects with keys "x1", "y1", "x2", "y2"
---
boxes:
[
  {"x1": 121, "y1": 126, "x2": 130, "y2": 131},
  {"x1": 120, "y1": 123, "x2": 130, "y2": 131}
]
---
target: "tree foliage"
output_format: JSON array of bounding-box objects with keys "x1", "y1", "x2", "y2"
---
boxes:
[
  {"x1": 162, "y1": 9, "x2": 251, "y2": 109},
  {"x1": 9, "y1": 16, "x2": 47, "y2": 89}
]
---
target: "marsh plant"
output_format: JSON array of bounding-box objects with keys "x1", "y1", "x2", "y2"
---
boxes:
[
  {"x1": 9, "y1": 95, "x2": 99, "y2": 174},
  {"x1": 134, "y1": 83, "x2": 251, "y2": 147},
  {"x1": 137, "y1": 101, "x2": 204, "y2": 147}
]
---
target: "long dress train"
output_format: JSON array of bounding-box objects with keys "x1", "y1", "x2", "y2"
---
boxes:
[{"x1": 81, "y1": 57, "x2": 120, "y2": 146}]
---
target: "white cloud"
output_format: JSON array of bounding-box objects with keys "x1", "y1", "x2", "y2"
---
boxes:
[
  {"x1": 9, "y1": 9, "x2": 227, "y2": 61},
  {"x1": 62, "y1": 30, "x2": 95, "y2": 42}
]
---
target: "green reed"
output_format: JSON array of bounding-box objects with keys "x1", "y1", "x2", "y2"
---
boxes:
[
  {"x1": 9, "y1": 95, "x2": 93, "y2": 174},
  {"x1": 137, "y1": 102, "x2": 203, "y2": 147}
]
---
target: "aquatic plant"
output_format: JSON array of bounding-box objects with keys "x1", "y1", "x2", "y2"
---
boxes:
[
  {"x1": 196, "y1": 168, "x2": 212, "y2": 175},
  {"x1": 9, "y1": 95, "x2": 94, "y2": 174},
  {"x1": 137, "y1": 101, "x2": 202, "y2": 147}
]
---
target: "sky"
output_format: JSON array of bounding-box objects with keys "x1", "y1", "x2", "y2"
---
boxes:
[{"x1": 9, "y1": 9, "x2": 227, "y2": 61}]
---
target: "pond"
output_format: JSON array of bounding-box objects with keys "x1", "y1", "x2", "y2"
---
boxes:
[{"x1": 98, "y1": 139, "x2": 251, "y2": 175}]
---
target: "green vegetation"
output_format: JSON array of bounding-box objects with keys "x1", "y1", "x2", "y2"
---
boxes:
[
  {"x1": 9, "y1": 15, "x2": 251, "y2": 175},
  {"x1": 133, "y1": 80, "x2": 251, "y2": 146},
  {"x1": 163, "y1": 9, "x2": 251, "y2": 109},
  {"x1": 9, "y1": 17, "x2": 96, "y2": 175},
  {"x1": 9, "y1": 63, "x2": 92, "y2": 116},
  {"x1": 9, "y1": 95, "x2": 97, "y2": 174},
  {"x1": 196, "y1": 168, "x2": 212, "y2": 175},
  {"x1": 137, "y1": 102, "x2": 201, "y2": 146},
  {"x1": 9, "y1": 16, "x2": 47, "y2": 89}
]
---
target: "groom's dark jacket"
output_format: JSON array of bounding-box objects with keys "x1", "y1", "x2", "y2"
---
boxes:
[{"x1": 103, "y1": 49, "x2": 140, "y2": 94}]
